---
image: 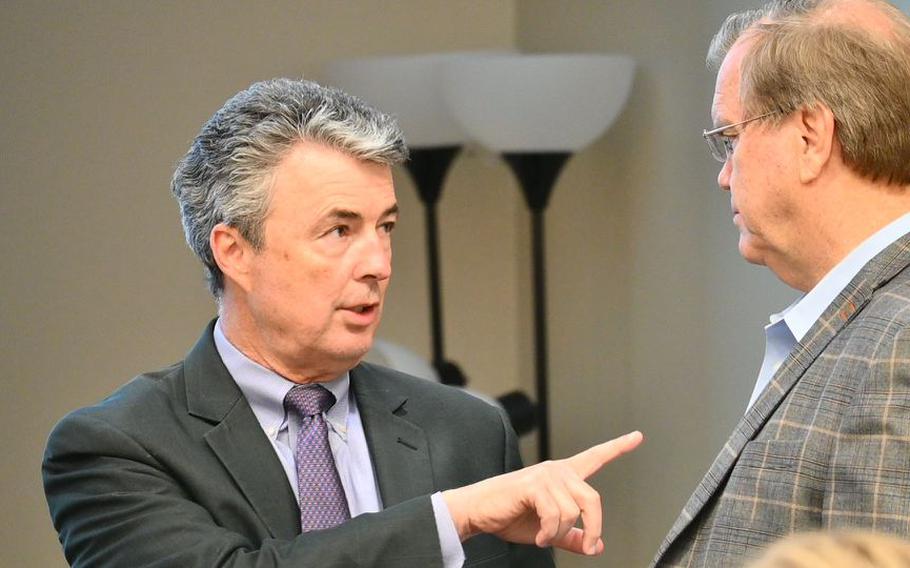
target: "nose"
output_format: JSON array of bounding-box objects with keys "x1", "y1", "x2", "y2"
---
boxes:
[
  {"x1": 717, "y1": 158, "x2": 732, "y2": 192},
  {"x1": 355, "y1": 232, "x2": 392, "y2": 282}
]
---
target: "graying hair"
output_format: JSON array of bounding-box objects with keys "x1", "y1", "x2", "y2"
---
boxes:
[
  {"x1": 171, "y1": 78, "x2": 408, "y2": 296},
  {"x1": 706, "y1": 0, "x2": 910, "y2": 185},
  {"x1": 707, "y1": 0, "x2": 909, "y2": 68},
  {"x1": 707, "y1": 7, "x2": 767, "y2": 70}
]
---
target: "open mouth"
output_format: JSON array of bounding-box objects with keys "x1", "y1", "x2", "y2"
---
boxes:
[{"x1": 346, "y1": 303, "x2": 377, "y2": 314}]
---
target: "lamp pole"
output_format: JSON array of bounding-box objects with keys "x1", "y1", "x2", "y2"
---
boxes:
[
  {"x1": 502, "y1": 151, "x2": 571, "y2": 462},
  {"x1": 403, "y1": 146, "x2": 463, "y2": 384}
]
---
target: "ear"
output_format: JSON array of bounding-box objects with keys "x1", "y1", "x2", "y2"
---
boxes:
[
  {"x1": 210, "y1": 223, "x2": 255, "y2": 293},
  {"x1": 796, "y1": 103, "x2": 836, "y2": 184}
]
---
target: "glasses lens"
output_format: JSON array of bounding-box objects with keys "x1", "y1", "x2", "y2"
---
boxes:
[{"x1": 704, "y1": 133, "x2": 727, "y2": 163}]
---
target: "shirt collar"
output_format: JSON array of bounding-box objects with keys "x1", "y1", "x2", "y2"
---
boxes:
[
  {"x1": 213, "y1": 319, "x2": 350, "y2": 437},
  {"x1": 781, "y1": 212, "x2": 910, "y2": 341}
]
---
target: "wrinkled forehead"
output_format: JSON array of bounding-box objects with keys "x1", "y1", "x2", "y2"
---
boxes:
[{"x1": 711, "y1": 33, "x2": 756, "y2": 123}]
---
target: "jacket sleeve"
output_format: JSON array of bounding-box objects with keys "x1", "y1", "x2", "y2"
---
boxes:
[{"x1": 43, "y1": 410, "x2": 445, "y2": 568}]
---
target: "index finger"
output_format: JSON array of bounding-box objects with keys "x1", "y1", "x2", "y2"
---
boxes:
[{"x1": 564, "y1": 431, "x2": 643, "y2": 479}]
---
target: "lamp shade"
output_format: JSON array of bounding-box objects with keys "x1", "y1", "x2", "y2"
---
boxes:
[
  {"x1": 323, "y1": 53, "x2": 483, "y2": 148},
  {"x1": 441, "y1": 53, "x2": 635, "y2": 152}
]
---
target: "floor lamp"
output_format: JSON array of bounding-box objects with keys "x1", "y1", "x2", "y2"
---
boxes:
[{"x1": 442, "y1": 53, "x2": 635, "y2": 461}]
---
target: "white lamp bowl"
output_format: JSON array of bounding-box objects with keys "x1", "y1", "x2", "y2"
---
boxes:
[
  {"x1": 324, "y1": 53, "x2": 507, "y2": 148},
  {"x1": 441, "y1": 53, "x2": 635, "y2": 152}
]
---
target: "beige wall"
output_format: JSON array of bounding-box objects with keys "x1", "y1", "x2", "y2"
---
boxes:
[
  {"x1": 516, "y1": 1, "x2": 794, "y2": 566},
  {"x1": 2, "y1": 1, "x2": 803, "y2": 566}
]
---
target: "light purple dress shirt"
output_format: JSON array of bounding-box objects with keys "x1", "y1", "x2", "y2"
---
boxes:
[{"x1": 213, "y1": 321, "x2": 465, "y2": 567}]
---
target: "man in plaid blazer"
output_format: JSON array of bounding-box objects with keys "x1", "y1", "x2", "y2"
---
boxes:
[{"x1": 653, "y1": 1, "x2": 910, "y2": 566}]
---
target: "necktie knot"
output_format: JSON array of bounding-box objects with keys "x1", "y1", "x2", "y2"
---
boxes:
[{"x1": 285, "y1": 384, "x2": 335, "y2": 417}]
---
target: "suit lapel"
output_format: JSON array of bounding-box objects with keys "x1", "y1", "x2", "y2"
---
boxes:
[
  {"x1": 350, "y1": 364, "x2": 435, "y2": 507},
  {"x1": 655, "y1": 236, "x2": 910, "y2": 562},
  {"x1": 184, "y1": 321, "x2": 300, "y2": 540}
]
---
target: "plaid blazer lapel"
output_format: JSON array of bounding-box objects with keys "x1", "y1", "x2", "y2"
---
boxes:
[{"x1": 654, "y1": 234, "x2": 910, "y2": 565}]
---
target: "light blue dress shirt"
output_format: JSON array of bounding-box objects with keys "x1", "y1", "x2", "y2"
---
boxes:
[
  {"x1": 213, "y1": 321, "x2": 465, "y2": 567},
  {"x1": 748, "y1": 212, "x2": 910, "y2": 409}
]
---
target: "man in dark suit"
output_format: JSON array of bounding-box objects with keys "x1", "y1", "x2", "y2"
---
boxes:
[
  {"x1": 653, "y1": 1, "x2": 910, "y2": 566},
  {"x1": 43, "y1": 78, "x2": 642, "y2": 567}
]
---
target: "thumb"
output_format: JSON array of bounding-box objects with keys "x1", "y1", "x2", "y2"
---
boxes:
[{"x1": 550, "y1": 528, "x2": 605, "y2": 556}]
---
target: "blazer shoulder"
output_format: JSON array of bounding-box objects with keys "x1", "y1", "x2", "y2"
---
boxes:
[
  {"x1": 872, "y1": 265, "x2": 910, "y2": 306},
  {"x1": 854, "y1": 268, "x2": 910, "y2": 338},
  {"x1": 46, "y1": 360, "x2": 188, "y2": 448}
]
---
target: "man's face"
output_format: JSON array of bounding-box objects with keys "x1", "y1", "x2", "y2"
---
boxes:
[
  {"x1": 238, "y1": 141, "x2": 397, "y2": 381},
  {"x1": 712, "y1": 37, "x2": 804, "y2": 276}
]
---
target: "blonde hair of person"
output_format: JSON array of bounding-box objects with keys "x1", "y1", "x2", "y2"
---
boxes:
[{"x1": 748, "y1": 530, "x2": 910, "y2": 568}]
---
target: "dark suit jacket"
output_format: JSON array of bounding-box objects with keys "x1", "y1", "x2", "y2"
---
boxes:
[
  {"x1": 43, "y1": 322, "x2": 554, "y2": 567},
  {"x1": 652, "y1": 236, "x2": 910, "y2": 567}
]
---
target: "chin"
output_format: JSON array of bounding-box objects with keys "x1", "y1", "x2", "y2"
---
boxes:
[
  {"x1": 332, "y1": 338, "x2": 375, "y2": 365},
  {"x1": 738, "y1": 238, "x2": 767, "y2": 267}
]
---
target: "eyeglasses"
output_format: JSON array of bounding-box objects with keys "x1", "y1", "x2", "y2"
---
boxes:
[{"x1": 702, "y1": 111, "x2": 778, "y2": 163}]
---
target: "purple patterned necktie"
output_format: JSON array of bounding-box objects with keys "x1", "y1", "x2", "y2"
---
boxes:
[{"x1": 284, "y1": 384, "x2": 350, "y2": 532}]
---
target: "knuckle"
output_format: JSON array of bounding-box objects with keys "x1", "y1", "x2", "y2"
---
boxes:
[
  {"x1": 584, "y1": 486, "x2": 602, "y2": 505},
  {"x1": 561, "y1": 509, "x2": 580, "y2": 525}
]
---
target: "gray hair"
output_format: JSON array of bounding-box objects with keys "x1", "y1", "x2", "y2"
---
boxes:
[
  {"x1": 707, "y1": 0, "x2": 910, "y2": 185},
  {"x1": 171, "y1": 78, "x2": 408, "y2": 296}
]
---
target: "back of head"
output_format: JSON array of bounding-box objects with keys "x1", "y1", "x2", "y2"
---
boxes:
[
  {"x1": 707, "y1": 0, "x2": 910, "y2": 186},
  {"x1": 748, "y1": 530, "x2": 910, "y2": 568},
  {"x1": 170, "y1": 78, "x2": 408, "y2": 297}
]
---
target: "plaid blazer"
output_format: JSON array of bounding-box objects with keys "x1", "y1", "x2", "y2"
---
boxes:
[{"x1": 652, "y1": 234, "x2": 910, "y2": 567}]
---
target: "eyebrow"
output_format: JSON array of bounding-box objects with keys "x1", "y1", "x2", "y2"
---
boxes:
[
  {"x1": 325, "y1": 204, "x2": 399, "y2": 221},
  {"x1": 705, "y1": 122, "x2": 735, "y2": 136},
  {"x1": 709, "y1": 113, "x2": 731, "y2": 130}
]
